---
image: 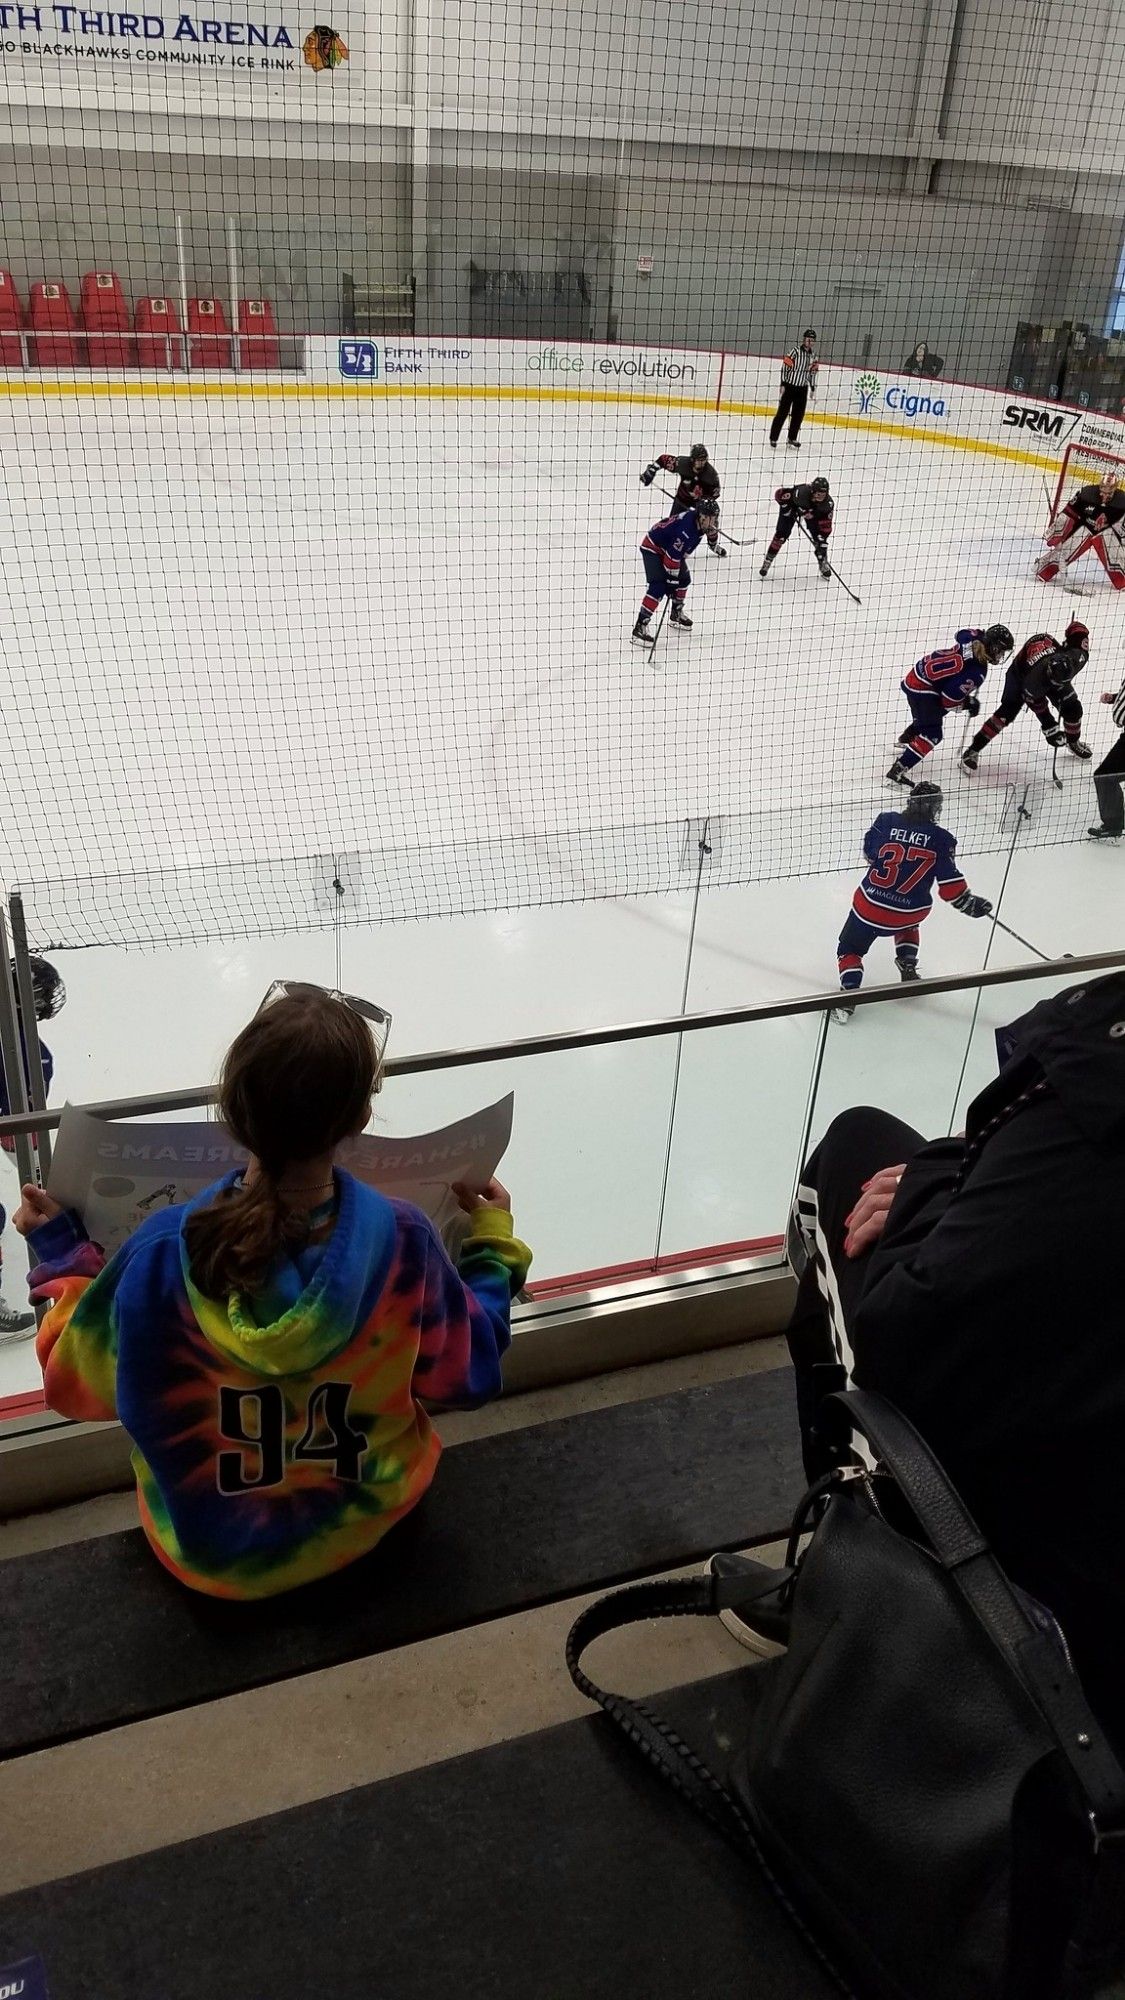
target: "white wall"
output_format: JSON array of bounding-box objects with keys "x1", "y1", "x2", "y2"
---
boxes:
[{"x1": 1, "y1": 0, "x2": 1124, "y2": 376}]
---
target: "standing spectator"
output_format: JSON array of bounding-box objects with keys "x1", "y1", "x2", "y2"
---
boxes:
[
  {"x1": 769, "y1": 329, "x2": 819, "y2": 450},
  {"x1": 0, "y1": 954, "x2": 65, "y2": 1339},
  {"x1": 902, "y1": 340, "x2": 943, "y2": 378},
  {"x1": 16, "y1": 983, "x2": 531, "y2": 1598},
  {"x1": 1088, "y1": 671, "x2": 1125, "y2": 840}
]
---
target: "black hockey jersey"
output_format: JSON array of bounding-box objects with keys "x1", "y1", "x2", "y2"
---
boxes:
[
  {"x1": 1064, "y1": 484, "x2": 1125, "y2": 530},
  {"x1": 657, "y1": 453, "x2": 721, "y2": 508},
  {"x1": 776, "y1": 483, "x2": 834, "y2": 536}
]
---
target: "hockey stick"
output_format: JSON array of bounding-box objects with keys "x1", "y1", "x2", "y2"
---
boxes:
[
  {"x1": 656, "y1": 486, "x2": 746, "y2": 546},
  {"x1": 990, "y1": 915, "x2": 1061, "y2": 963},
  {"x1": 797, "y1": 520, "x2": 861, "y2": 604},
  {"x1": 1051, "y1": 743, "x2": 1063, "y2": 788},
  {"x1": 647, "y1": 597, "x2": 671, "y2": 666}
]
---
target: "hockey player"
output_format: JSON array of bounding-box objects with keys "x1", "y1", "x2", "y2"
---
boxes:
[
  {"x1": 759, "y1": 477, "x2": 834, "y2": 580},
  {"x1": 962, "y1": 622, "x2": 1091, "y2": 769},
  {"x1": 0, "y1": 954, "x2": 65, "y2": 1337},
  {"x1": 885, "y1": 624, "x2": 1014, "y2": 786},
  {"x1": 640, "y1": 445, "x2": 725, "y2": 556},
  {"x1": 1037, "y1": 474, "x2": 1125, "y2": 589},
  {"x1": 632, "y1": 497, "x2": 720, "y2": 644},
  {"x1": 833, "y1": 784, "x2": 991, "y2": 1021}
]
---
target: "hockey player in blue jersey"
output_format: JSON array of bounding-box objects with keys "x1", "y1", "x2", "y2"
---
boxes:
[
  {"x1": 632, "y1": 497, "x2": 720, "y2": 644},
  {"x1": 833, "y1": 784, "x2": 992, "y2": 1021},
  {"x1": 885, "y1": 623, "x2": 1013, "y2": 786}
]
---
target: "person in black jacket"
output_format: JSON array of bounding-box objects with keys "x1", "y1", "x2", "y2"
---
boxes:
[
  {"x1": 902, "y1": 341, "x2": 943, "y2": 378},
  {"x1": 714, "y1": 971, "x2": 1125, "y2": 1750}
]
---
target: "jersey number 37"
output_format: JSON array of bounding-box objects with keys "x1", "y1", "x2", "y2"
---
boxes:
[{"x1": 868, "y1": 841, "x2": 936, "y2": 894}]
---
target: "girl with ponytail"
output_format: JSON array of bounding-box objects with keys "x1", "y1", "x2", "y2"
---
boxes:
[{"x1": 16, "y1": 985, "x2": 531, "y2": 1599}]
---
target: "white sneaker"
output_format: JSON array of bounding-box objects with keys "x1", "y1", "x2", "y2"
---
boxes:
[{"x1": 0, "y1": 1298, "x2": 35, "y2": 1339}]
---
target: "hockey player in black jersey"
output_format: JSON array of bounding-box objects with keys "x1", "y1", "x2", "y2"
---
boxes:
[
  {"x1": 640, "y1": 444, "x2": 725, "y2": 555},
  {"x1": 962, "y1": 622, "x2": 1092, "y2": 768},
  {"x1": 760, "y1": 477, "x2": 834, "y2": 579}
]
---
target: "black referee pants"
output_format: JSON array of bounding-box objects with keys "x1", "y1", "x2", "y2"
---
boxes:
[
  {"x1": 786, "y1": 1107, "x2": 926, "y2": 1479},
  {"x1": 1094, "y1": 732, "x2": 1125, "y2": 833},
  {"x1": 770, "y1": 384, "x2": 809, "y2": 444}
]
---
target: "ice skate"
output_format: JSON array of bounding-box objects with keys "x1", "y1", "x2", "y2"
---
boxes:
[
  {"x1": 961, "y1": 747, "x2": 980, "y2": 771},
  {"x1": 632, "y1": 615, "x2": 655, "y2": 646},
  {"x1": 670, "y1": 603, "x2": 693, "y2": 630},
  {"x1": 885, "y1": 760, "x2": 914, "y2": 788}
]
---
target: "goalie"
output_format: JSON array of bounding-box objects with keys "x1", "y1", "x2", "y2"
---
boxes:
[{"x1": 1037, "y1": 472, "x2": 1125, "y2": 589}]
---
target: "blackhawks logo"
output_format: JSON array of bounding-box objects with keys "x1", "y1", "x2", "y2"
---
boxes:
[{"x1": 303, "y1": 23, "x2": 348, "y2": 69}]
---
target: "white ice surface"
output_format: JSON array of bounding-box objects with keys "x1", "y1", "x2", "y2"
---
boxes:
[{"x1": 1, "y1": 389, "x2": 1123, "y2": 1402}]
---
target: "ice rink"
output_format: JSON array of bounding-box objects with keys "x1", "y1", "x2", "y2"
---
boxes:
[{"x1": 1, "y1": 382, "x2": 1123, "y2": 1397}]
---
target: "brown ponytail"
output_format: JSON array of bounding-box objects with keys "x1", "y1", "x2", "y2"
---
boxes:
[{"x1": 185, "y1": 991, "x2": 379, "y2": 1300}]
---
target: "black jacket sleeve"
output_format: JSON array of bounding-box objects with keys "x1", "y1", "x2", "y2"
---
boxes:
[{"x1": 850, "y1": 1101, "x2": 1079, "y2": 1442}]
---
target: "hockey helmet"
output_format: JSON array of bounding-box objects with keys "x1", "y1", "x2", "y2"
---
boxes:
[
  {"x1": 9, "y1": 954, "x2": 66, "y2": 1021},
  {"x1": 1064, "y1": 620, "x2": 1090, "y2": 649},
  {"x1": 906, "y1": 782, "x2": 943, "y2": 824},
  {"x1": 802, "y1": 328, "x2": 818, "y2": 341},
  {"x1": 695, "y1": 496, "x2": 720, "y2": 523},
  {"x1": 982, "y1": 623, "x2": 1014, "y2": 663},
  {"x1": 689, "y1": 442, "x2": 709, "y2": 462},
  {"x1": 1099, "y1": 472, "x2": 1119, "y2": 492},
  {"x1": 810, "y1": 476, "x2": 830, "y2": 497}
]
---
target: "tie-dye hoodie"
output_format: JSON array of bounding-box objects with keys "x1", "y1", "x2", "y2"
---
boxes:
[{"x1": 30, "y1": 1170, "x2": 531, "y2": 1599}]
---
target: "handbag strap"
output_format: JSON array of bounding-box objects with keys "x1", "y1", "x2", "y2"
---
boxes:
[
  {"x1": 830, "y1": 1391, "x2": 1125, "y2": 1831},
  {"x1": 565, "y1": 1574, "x2": 858, "y2": 1998}
]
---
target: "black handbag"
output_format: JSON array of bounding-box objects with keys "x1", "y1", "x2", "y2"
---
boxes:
[{"x1": 566, "y1": 1390, "x2": 1125, "y2": 1999}]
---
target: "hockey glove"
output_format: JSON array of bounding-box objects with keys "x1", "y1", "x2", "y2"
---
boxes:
[
  {"x1": 963, "y1": 695, "x2": 981, "y2": 717},
  {"x1": 641, "y1": 463, "x2": 658, "y2": 486},
  {"x1": 1045, "y1": 725, "x2": 1067, "y2": 746},
  {"x1": 708, "y1": 539, "x2": 727, "y2": 557},
  {"x1": 953, "y1": 890, "x2": 992, "y2": 919}
]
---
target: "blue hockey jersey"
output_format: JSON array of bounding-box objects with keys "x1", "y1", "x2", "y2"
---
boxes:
[
  {"x1": 641, "y1": 510, "x2": 706, "y2": 579},
  {"x1": 902, "y1": 628, "x2": 986, "y2": 710},
  {"x1": 852, "y1": 813, "x2": 968, "y2": 930}
]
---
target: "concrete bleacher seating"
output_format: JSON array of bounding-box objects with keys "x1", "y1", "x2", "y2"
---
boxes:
[
  {"x1": 0, "y1": 1671, "x2": 837, "y2": 1999},
  {"x1": 81, "y1": 269, "x2": 133, "y2": 368},
  {"x1": 0, "y1": 1370, "x2": 801, "y2": 1758},
  {"x1": 0, "y1": 1365, "x2": 819, "y2": 1994}
]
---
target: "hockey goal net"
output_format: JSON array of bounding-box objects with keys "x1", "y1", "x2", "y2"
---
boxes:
[{"x1": 1050, "y1": 438, "x2": 1125, "y2": 520}]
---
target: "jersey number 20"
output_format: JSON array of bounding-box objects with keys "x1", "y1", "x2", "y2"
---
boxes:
[
  {"x1": 217, "y1": 1383, "x2": 368, "y2": 1493},
  {"x1": 868, "y1": 841, "x2": 935, "y2": 894}
]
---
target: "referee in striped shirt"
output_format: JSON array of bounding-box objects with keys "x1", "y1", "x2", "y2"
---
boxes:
[{"x1": 769, "y1": 329, "x2": 819, "y2": 448}]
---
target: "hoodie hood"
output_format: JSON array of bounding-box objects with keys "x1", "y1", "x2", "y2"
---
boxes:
[
  {"x1": 992, "y1": 971, "x2": 1125, "y2": 1148},
  {"x1": 179, "y1": 1168, "x2": 398, "y2": 1376}
]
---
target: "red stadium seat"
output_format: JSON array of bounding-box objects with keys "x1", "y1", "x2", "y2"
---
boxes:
[
  {"x1": 238, "y1": 297, "x2": 279, "y2": 369},
  {"x1": 29, "y1": 280, "x2": 80, "y2": 367},
  {"x1": 134, "y1": 296, "x2": 182, "y2": 370},
  {"x1": 186, "y1": 296, "x2": 231, "y2": 369},
  {"x1": 0, "y1": 269, "x2": 24, "y2": 368},
  {"x1": 81, "y1": 269, "x2": 133, "y2": 368}
]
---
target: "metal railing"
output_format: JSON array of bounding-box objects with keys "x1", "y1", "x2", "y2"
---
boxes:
[{"x1": 3, "y1": 945, "x2": 1124, "y2": 1145}]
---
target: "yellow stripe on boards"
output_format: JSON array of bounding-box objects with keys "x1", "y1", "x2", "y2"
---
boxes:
[{"x1": 0, "y1": 372, "x2": 1065, "y2": 473}]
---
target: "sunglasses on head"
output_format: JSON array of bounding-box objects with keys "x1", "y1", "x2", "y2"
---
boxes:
[{"x1": 256, "y1": 980, "x2": 392, "y2": 1056}]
